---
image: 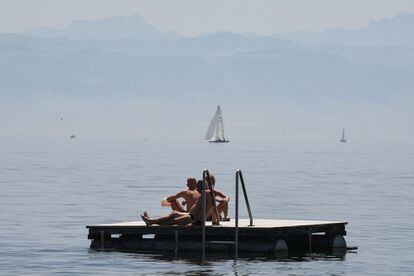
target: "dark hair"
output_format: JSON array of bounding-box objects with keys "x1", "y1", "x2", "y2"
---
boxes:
[
  {"x1": 209, "y1": 175, "x2": 216, "y2": 186},
  {"x1": 187, "y1": 177, "x2": 196, "y2": 186},
  {"x1": 204, "y1": 175, "x2": 215, "y2": 187},
  {"x1": 196, "y1": 180, "x2": 204, "y2": 191}
]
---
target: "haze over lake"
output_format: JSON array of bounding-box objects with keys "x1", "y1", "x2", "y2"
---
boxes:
[{"x1": 1, "y1": 13, "x2": 414, "y2": 143}]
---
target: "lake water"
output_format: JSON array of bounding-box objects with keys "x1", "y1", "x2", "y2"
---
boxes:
[{"x1": 1, "y1": 138, "x2": 413, "y2": 275}]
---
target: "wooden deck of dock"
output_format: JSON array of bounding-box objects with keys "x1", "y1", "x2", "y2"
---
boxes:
[{"x1": 87, "y1": 218, "x2": 348, "y2": 256}]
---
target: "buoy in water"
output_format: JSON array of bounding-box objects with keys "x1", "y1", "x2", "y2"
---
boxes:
[{"x1": 273, "y1": 239, "x2": 289, "y2": 257}]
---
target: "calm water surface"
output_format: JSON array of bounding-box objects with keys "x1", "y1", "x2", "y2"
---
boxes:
[{"x1": 1, "y1": 138, "x2": 413, "y2": 275}]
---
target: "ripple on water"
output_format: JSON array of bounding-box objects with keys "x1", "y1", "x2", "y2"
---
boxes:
[{"x1": 1, "y1": 139, "x2": 414, "y2": 275}]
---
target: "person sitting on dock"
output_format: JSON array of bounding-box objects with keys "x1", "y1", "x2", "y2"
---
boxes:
[
  {"x1": 140, "y1": 180, "x2": 218, "y2": 226},
  {"x1": 162, "y1": 177, "x2": 200, "y2": 212},
  {"x1": 208, "y1": 175, "x2": 230, "y2": 221}
]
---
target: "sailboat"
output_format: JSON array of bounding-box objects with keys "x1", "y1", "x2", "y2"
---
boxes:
[
  {"x1": 205, "y1": 105, "x2": 229, "y2": 143},
  {"x1": 340, "y1": 128, "x2": 347, "y2": 143}
]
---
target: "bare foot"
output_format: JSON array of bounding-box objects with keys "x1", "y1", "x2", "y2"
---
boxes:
[
  {"x1": 143, "y1": 211, "x2": 149, "y2": 218},
  {"x1": 140, "y1": 214, "x2": 150, "y2": 225},
  {"x1": 221, "y1": 217, "x2": 231, "y2": 221}
]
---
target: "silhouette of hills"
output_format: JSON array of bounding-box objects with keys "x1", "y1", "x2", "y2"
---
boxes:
[
  {"x1": 23, "y1": 15, "x2": 180, "y2": 41},
  {"x1": 0, "y1": 13, "x2": 413, "y2": 104},
  {"x1": 274, "y1": 13, "x2": 414, "y2": 46}
]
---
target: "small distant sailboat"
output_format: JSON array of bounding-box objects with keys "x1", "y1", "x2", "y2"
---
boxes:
[
  {"x1": 70, "y1": 135, "x2": 76, "y2": 139},
  {"x1": 205, "y1": 105, "x2": 229, "y2": 143},
  {"x1": 340, "y1": 128, "x2": 347, "y2": 143}
]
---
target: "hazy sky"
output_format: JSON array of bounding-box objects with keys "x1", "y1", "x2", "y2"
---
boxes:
[{"x1": 2, "y1": 0, "x2": 414, "y2": 36}]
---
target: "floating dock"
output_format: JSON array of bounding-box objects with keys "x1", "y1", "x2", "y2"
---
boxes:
[
  {"x1": 87, "y1": 170, "x2": 350, "y2": 257},
  {"x1": 87, "y1": 218, "x2": 347, "y2": 256}
]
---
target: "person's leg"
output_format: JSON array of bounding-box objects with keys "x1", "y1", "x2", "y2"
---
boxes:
[
  {"x1": 152, "y1": 213, "x2": 191, "y2": 226},
  {"x1": 217, "y1": 202, "x2": 224, "y2": 217},
  {"x1": 217, "y1": 201, "x2": 230, "y2": 221},
  {"x1": 170, "y1": 214, "x2": 192, "y2": 225},
  {"x1": 170, "y1": 199, "x2": 186, "y2": 212},
  {"x1": 141, "y1": 211, "x2": 175, "y2": 225},
  {"x1": 141, "y1": 211, "x2": 189, "y2": 226}
]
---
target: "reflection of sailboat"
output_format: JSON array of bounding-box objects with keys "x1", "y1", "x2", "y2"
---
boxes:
[
  {"x1": 205, "y1": 105, "x2": 229, "y2": 143},
  {"x1": 340, "y1": 128, "x2": 347, "y2": 143}
]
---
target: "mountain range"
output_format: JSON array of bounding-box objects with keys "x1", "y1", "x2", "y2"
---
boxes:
[
  {"x1": 23, "y1": 15, "x2": 180, "y2": 41},
  {"x1": 1, "y1": 13, "x2": 413, "y2": 141},
  {"x1": 274, "y1": 13, "x2": 414, "y2": 47},
  {"x1": 21, "y1": 13, "x2": 414, "y2": 47},
  {"x1": 1, "y1": 13, "x2": 413, "y2": 99}
]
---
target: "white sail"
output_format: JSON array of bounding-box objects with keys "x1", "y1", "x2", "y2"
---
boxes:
[
  {"x1": 205, "y1": 110, "x2": 219, "y2": 140},
  {"x1": 214, "y1": 106, "x2": 225, "y2": 140},
  {"x1": 205, "y1": 105, "x2": 227, "y2": 141}
]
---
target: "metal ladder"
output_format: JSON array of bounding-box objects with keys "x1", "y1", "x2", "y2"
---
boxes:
[{"x1": 201, "y1": 169, "x2": 254, "y2": 260}]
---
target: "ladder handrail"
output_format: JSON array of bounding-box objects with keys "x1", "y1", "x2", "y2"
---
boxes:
[
  {"x1": 203, "y1": 170, "x2": 220, "y2": 226},
  {"x1": 237, "y1": 170, "x2": 254, "y2": 226},
  {"x1": 201, "y1": 174, "x2": 206, "y2": 260},
  {"x1": 235, "y1": 169, "x2": 254, "y2": 259},
  {"x1": 201, "y1": 169, "x2": 221, "y2": 260},
  {"x1": 235, "y1": 171, "x2": 239, "y2": 258},
  {"x1": 200, "y1": 168, "x2": 254, "y2": 260}
]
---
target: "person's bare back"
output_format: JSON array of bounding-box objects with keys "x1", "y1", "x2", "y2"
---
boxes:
[
  {"x1": 188, "y1": 190, "x2": 214, "y2": 225},
  {"x1": 182, "y1": 189, "x2": 200, "y2": 211},
  {"x1": 165, "y1": 177, "x2": 200, "y2": 212}
]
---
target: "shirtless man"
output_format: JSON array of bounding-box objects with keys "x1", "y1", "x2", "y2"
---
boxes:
[
  {"x1": 140, "y1": 180, "x2": 218, "y2": 226},
  {"x1": 165, "y1": 177, "x2": 200, "y2": 212},
  {"x1": 208, "y1": 175, "x2": 230, "y2": 221}
]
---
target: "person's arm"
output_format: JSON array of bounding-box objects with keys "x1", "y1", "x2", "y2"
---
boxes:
[
  {"x1": 166, "y1": 190, "x2": 186, "y2": 202},
  {"x1": 213, "y1": 189, "x2": 229, "y2": 202}
]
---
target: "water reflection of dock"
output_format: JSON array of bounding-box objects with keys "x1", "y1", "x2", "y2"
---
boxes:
[{"x1": 87, "y1": 219, "x2": 347, "y2": 256}]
